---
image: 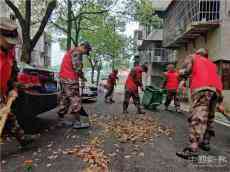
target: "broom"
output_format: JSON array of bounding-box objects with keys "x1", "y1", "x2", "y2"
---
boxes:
[{"x1": 0, "y1": 90, "x2": 18, "y2": 137}]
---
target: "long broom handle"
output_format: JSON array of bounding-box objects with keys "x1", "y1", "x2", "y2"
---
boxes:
[{"x1": 0, "y1": 90, "x2": 18, "y2": 137}]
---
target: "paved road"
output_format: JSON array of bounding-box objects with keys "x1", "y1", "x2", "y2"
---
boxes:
[{"x1": 1, "y1": 92, "x2": 230, "y2": 172}]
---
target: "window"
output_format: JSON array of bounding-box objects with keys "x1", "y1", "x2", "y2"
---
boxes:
[{"x1": 222, "y1": 62, "x2": 230, "y2": 90}]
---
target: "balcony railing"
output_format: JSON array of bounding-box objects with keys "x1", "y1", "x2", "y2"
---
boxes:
[
  {"x1": 163, "y1": 0, "x2": 221, "y2": 48},
  {"x1": 139, "y1": 48, "x2": 176, "y2": 64}
]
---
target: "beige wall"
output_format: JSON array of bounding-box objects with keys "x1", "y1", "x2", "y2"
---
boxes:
[
  {"x1": 175, "y1": 25, "x2": 230, "y2": 109},
  {"x1": 176, "y1": 27, "x2": 221, "y2": 66},
  {"x1": 223, "y1": 90, "x2": 230, "y2": 111}
]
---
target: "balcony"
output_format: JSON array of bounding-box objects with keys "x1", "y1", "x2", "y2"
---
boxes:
[
  {"x1": 139, "y1": 48, "x2": 176, "y2": 64},
  {"x1": 163, "y1": 0, "x2": 221, "y2": 48}
]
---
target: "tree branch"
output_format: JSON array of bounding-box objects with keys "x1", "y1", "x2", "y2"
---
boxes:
[
  {"x1": 25, "y1": 0, "x2": 31, "y2": 32},
  {"x1": 5, "y1": 0, "x2": 26, "y2": 30},
  {"x1": 69, "y1": 10, "x2": 108, "y2": 22},
  {"x1": 31, "y1": 0, "x2": 57, "y2": 50},
  {"x1": 51, "y1": 21, "x2": 76, "y2": 45},
  {"x1": 51, "y1": 21, "x2": 68, "y2": 33},
  {"x1": 80, "y1": 27, "x2": 94, "y2": 32}
]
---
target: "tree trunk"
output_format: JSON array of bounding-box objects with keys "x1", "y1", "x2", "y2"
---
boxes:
[
  {"x1": 21, "y1": 44, "x2": 31, "y2": 64},
  {"x1": 67, "y1": 0, "x2": 72, "y2": 50},
  {"x1": 91, "y1": 66, "x2": 95, "y2": 84},
  {"x1": 6, "y1": 0, "x2": 57, "y2": 64},
  {"x1": 96, "y1": 62, "x2": 102, "y2": 86},
  {"x1": 21, "y1": 35, "x2": 31, "y2": 63}
]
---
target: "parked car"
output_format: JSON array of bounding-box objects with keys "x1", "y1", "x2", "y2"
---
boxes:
[
  {"x1": 79, "y1": 82, "x2": 97, "y2": 102},
  {"x1": 13, "y1": 64, "x2": 97, "y2": 121},
  {"x1": 12, "y1": 66, "x2": 59, "y2": 120}
]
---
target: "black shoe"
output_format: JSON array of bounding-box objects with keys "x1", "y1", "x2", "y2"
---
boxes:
[
  {"x1": 199, "y1": 143, "x2": 210, "y2": 151},
  {"x1": 110, "y1": 99, "x2": 115, "y2": 103},
  {"x1": 105, "y1": 99, "x2": 112, "y2": 104},
  {"x1": 176, "y1": 108, "x2": 181, "y2": 113},
  {"x1": 79, "y1": 107, "x2": 89, "y2": 117},
  {"x1": 19, "y1": 138, "x2": 34, "y2": 150},
  {"x1": 176, "y1": 147, "x2": 198, "y2": 160},
  {"x1": 57, "y1": 112, "x2": 64, "y2": 119},
  {"x1": 137, "y1": 109, "x2": 145, "y2": 114},
  {"x1": 123, "y1": 110, "x2": 129, "y2": 114}
]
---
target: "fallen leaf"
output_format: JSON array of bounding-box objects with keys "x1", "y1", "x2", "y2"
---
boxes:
[
  {"x1": 71, "y1": 135, "x2": 76, "y2": 139},
  {"x1": 46, "y1": 163, "x2": 52, "y2": 168},
  {"x1": 138, "y1": 152, "x2": 144, "y2": 157},
  {"x1": 47, "y1": 142, "x2": 53, "y2": 148},
  {"x1": 124, "y1": 155, "x2": 131, "y2": 159},
  {"x1": 108, "y1": 153, "x2": 117, "y2": 157},
  {"x1": 24, "y1": 160, "x2": 33, "y2": 165}
]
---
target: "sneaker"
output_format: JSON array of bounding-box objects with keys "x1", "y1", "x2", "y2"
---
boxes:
[
  {"x1": 72, "y1": 121, "x2": 90, "y2": 129},
  {"x1": 176, "y1": 147, "x2": 199, "y2": 160},
  {"x1": 57, "y1": 118, "x2": 73, "y2": 127}
]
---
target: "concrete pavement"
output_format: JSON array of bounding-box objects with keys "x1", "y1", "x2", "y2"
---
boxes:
[{"x1": 1, "y1": 92, "x2": 230, "y2": 172}]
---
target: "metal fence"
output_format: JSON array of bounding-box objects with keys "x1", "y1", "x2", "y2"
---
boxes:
[
  {"x1": 163, "y1": 0, "x2": 221, "y2": 46},
  {"x1": 139, "y1": 48, "x2": 176, "y2": 64}
]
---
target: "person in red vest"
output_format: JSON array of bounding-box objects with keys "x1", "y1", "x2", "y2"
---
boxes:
[
  {"x1": 176, "y1": 48, "x2": 224, "y2": 160},
  {"x1": 162, "y1": 64, "x2": 180, "y2": 111},
  {"x1": 104, "y1": 69, "x2": 118, "y2": 103},
  {"x1": 123, "y1": 63, "x2": 148, "y2": 114},
  {"x1": 58, "y1": 42, "x2": 92, "y2": 129},
  {"x1": 0, "y1": 17, "x2": 33, "y2": 148}
]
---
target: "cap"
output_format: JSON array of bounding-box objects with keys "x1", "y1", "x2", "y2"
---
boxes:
[
  {"x1": 0, "y1": 17, "x2": 19, "y2": 45},
  {"x1": 80, "y1": 41, "x2": 92, "y2": 51}
]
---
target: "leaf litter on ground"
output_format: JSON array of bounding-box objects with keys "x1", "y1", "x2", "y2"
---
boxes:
[
  {"x1": 65, "y1": 136, "x2": 109, "y2": 172},
  {"x1": 102, "y1": 114, "x2": 175, "y2": 143}
]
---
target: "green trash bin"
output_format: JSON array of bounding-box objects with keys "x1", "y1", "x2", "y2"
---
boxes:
[{"x1": 142, "y1": 86, "x2": 165, "y2": 110}]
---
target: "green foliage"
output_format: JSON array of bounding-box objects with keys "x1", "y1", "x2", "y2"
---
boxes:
[{"x1": 123, "y1": 0, "x2": 163, "y2": 29}]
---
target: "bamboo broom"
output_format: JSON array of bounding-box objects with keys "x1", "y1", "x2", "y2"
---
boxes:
[{"x1": 0, "y1": 90, "x2": 18, "y2": 137}]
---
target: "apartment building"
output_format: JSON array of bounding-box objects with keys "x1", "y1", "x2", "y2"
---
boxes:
[
  {"x1": 134, "y1": 26, "x2": 176, "y2": 87},
  {"x1": 163, "y1": 0, "x2": 230, "y2": 109}
]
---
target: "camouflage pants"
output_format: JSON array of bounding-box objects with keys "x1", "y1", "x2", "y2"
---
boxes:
[
  {"x1": 189, "y1": 90, "x2": 218, "y2": 147},
  {"x1": 58, "y1": 79, "x2": 81, "y2": 119},
  {"x1": 164, "y1": 89, "x2": 180, "y2": 108},
  {"x1": 3, "y1": 113, "x2": 25, "y2": 143},
  {"x1": 123, "y1": 88, "x2": 141, "y2": 111}
]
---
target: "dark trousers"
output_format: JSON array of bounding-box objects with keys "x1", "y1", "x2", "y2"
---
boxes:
[
  {"x1": 105, "y1": 87, "x2": 114, "y2": 100},
  {"x1": 123, "y1": 88, "x2": 141, "y2": 111},
  {"x1": 164, "y1": 89, "x2": 180, "y2": 108},
  {"x1": 3, "y1": 113, "x2": 25, "y2": 143}
]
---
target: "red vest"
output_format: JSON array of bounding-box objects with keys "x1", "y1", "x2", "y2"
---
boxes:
[
  {"x1": 125, "y1": 65, "x2": 143, "y2": 92},
  {"x1": 59, "y1": 49, "x2": 79, "y2": 80},
  {"x1": 0, "y1": 48, "x2": 15, "y2": 96},
  {"x1": 165, "y1": 70, "x2": 179, "y2": 90},
  {"x1": 190, "y1": 54, "x2": 223, "y2": 93},
  {"x1": 107, "y1": 72, "x2": 117, "y2": 88}
]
